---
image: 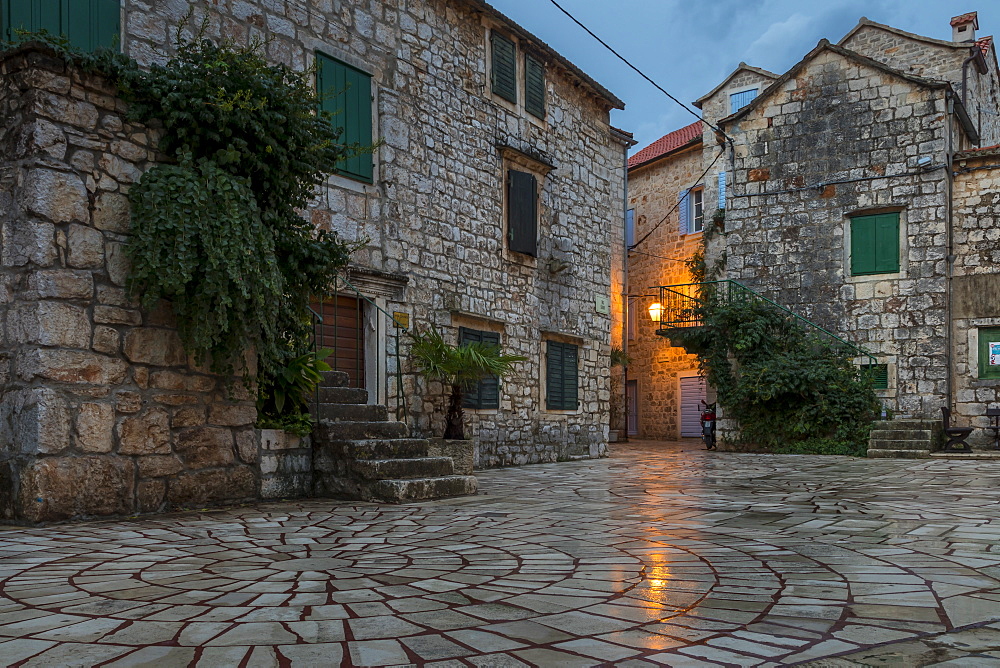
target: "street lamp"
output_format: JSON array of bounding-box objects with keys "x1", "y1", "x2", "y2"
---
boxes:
[{"x1": 647, "y1": 302, "x2": 663, "y2": 324}]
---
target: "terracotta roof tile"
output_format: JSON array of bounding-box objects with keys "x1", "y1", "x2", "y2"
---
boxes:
[
  {"x1": 951, "y1": 12, "x2": 978, "y2": 28},
  {"x1": 976, "y1": 35, "x2": 993, "y2": 56},
  {"x1": 628, "y1": 122, "x2": 703, "y2": 169}
]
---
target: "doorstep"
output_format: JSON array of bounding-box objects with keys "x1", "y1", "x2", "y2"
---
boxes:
[{"x1": 930, "y1": 450, "x2": 1000, "y2": 460}]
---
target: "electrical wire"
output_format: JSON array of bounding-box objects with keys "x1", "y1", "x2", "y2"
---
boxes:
[
  {"x1": 627, "y1": 248, "x2": 690, "y2": 264},
  {"x1": 628, "y1": 147, "x2": 724, "y2": 250},
  {"x1": 547, "y1": 0, "x2": 731, "y2": 141}
]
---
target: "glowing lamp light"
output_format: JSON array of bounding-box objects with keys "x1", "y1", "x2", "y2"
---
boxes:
[{"x1": 648, "y1": 302, "x2": 663, "y2": 323}]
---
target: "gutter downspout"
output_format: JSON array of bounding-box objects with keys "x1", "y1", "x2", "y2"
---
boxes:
[
  {"x1": 945, "y1": 92, "x2": 956, "y2": 415},
  {"x1": 622, "y1": 140, "x2": 630, "y2": 442}
]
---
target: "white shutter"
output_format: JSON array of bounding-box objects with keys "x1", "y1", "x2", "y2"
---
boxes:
[
  {"x1": 678, "y1": 189, "x2": 690, "y2": 235},
  {"x1": 679, "y1": 376, "x2": 707, "y2": 438}
]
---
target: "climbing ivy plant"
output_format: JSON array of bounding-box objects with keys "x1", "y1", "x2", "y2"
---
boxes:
[
  {"x1": 672, "y1": 210, "x2": 880, "y2": 456},
  {"x1": 18, "y1": 29, "x2": 364, "y2": 378}
]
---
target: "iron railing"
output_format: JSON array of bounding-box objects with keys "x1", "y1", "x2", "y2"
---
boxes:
[
  {"x1": 309, "y1": 273, "x2": 408, "y2": 424},
  {"x1": 651, "y1": 280, "x2": 877, "y2": 366}
]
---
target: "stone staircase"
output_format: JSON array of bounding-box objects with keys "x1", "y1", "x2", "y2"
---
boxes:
[
  {"x1": 867, "y1": 419, "x2": 942, "y2": 459},
  {"x1": 312, "y1": 371, "x2": 478, "y2": 502}
]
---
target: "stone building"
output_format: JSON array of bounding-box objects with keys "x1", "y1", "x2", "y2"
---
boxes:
[
  {"x1": 0, "y1": 0, "x2": 627, "y2": 520},
  {"x1": 627, "y1": 12, "x2": 1000, "y2": 446}
]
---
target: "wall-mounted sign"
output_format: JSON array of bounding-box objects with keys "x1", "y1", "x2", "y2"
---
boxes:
[
  {"x1": 990, "y1": 342, "x2": 1000, "y2": 366},
  {"x1": 595, "y1": 295, "x2": 610, "y2": 315},
  {"x1": 393, "y1": 312, "x2": 409, "y2": 329}
]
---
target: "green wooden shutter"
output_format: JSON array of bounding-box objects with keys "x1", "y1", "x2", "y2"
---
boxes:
[
  {"x1": 508, "y1": 169, "x2": 537, "y2": 256},
  {"x1": 3, "y1": 0, "x2": 119, "y2": 51},
  {"x1": 850, "y1": 216, "x2": 877, "y2": 275},
  {"x1": 979, "y1": 327, "x2": 1000, "y2": 379},
  {"x1": 479, "y1": 331, "x2": 501, "y2": 409},
  {"x1": 316, "y1": 51, "x2": 373, "y2": 183},
  {"x1": 491, "y1": 32, "x2": 517, "y2": 103},
  {"x1": 874, "y1": 214, "x2": 900, "y2": 273},
  {"x1": 546, "y1": 341, "x2": 578, "y2": 410},
  {"x1": 561, "y1": 343, "x2": 578, "y2": 410},
  {"x1": 459, "y1": 328, "x2": 482, "y2": 408},
  {"x1": 525, "y1": 54, "x2": 545, "y2": 118},
  {"x1": 863, "y1": 363, "x2": 889, "y2": 389}
]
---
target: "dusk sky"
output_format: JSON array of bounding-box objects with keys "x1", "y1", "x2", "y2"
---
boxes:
[{"x1": 487, "y1": 1, "x2": 991, "y2": 154}]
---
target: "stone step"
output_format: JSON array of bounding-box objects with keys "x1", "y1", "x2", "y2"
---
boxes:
[
  {"x1": 318, "y1": 438, "x2": 430, "y2": 461},
  {"x1": 869, "y1": 439, "x2": 935, "y2": 451},
  {"x1": 316, "y1": 403, "x2": 388, "y2": 422},
  {"x1": 869, "y1": 429, "x2": 933, "y2": 441},
  {"x1": 318, "y1": 386, "x2": 368, "y2": 405},
  {"x1": 351, "y1": 457, "x2": 455, "y2": 480},
  {"x1": 363, "y1": 475, "x2": 478, "y2": 503},
  {"x1": 875, "y1": 420, "x2": 940, "y2": 429},
  {"x1": 321, "y1": 370, "x2": 351, "y2": 387},
  {"x1": 931, "y1": 450, "x2": 1000, "y2": 459},
  {"x1": 867, "y1": 448, "x2": 931, "y2": 459},
  {"x1": 315, "y1": 420, "x2": 409, "y2": 441}
]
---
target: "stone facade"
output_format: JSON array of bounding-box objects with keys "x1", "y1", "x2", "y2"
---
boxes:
[
  {"x1": 625, "y1": 143, "x2": 703, "y2": 440},
  {"x1": 0, "y1": 47, "x2": 259, "y2": 522},
  {"x1": 627, "y1": 14, "x2": 1000, "y2": 446},
  {"x1": 116, "y1": 0, "x2": 626, "y2": 467}
]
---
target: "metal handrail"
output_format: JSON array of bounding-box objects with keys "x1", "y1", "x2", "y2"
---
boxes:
[
  {"x1": 651, "y1": 279, "x2": 877, "y2": 366},
  {"x1": 311, "y1": 273, "x2": 409, "y2": 425}
]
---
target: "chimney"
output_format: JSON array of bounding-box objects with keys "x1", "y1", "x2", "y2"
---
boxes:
[{"x1": 951, "y1": 12, "x2": 978, "y2": 42}]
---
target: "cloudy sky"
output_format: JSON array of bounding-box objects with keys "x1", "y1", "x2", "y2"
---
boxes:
[{"x1": 487, "y1": 0, "x2": 988, "y2": 153}]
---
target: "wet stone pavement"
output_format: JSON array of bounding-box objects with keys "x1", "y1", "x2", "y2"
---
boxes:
[{"x1": 2, "y1": 441, "x2": 1000, "y2": 667}]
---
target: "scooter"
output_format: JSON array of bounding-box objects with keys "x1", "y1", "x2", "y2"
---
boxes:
[{"x1": 700, "y1": 400, "x2": 717, "y2": 450}]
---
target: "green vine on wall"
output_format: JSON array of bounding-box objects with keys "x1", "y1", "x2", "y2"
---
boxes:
[
  {"x1": 673, "y1": 209, "x2": 880, "y2": 456},
  {"x1": 17, "y1": 27, "x2": 366, "y2": 378}
]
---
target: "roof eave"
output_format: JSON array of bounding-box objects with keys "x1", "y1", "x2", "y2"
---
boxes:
[{"x1": 627, "y1": 137, "x2": 703, "y2": 172}]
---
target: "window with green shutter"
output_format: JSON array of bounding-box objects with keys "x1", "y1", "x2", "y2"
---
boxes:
[
  {"x1": 978, "y1": 327, "x2": 1000, "y2": 380},
  {"x1": 491, "y1": 31, "x2": 517, "y2": 104},
  {"x1": 546, "y1": 341, "x2": 579, "y2": 410},
  {"x1": 525, "y1": 54, "x2": 545, "y2": 118},
  {"x1": 459, "y1": 328, "x2": 501, "y2": 409},
  {"x1": 2, "y1": 0, "x2": 120, "y2": 52},
  {"x1": 850, "y1": 213, "x2": 900, "y2": 275},
  {"x1": 862, "y1": 363, "x2": 889, "y2": 390},
  {"x1": 507, "y1": 169, "x2": 537, "y2": 256},
  {"x1": 316, "y1": 51, "x2": 373, "y2": 183}
]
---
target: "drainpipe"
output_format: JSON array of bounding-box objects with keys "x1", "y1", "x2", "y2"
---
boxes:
[
  {"x1": 945, "y1": 92, "x2": 956, "y2": 415},
  {"x1": 621, "y1": 139, "x2": 630, "y2": 440}
]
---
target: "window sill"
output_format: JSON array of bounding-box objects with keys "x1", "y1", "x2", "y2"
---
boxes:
[
  {"x1": 846, "y1": 270, "x2": 905, "y2": 283},
  {"x1": 504, "y1": 249, "x2": 538, "y2": 267}
]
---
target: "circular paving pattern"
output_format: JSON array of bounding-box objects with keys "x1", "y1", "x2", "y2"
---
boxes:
[{"x1": 2, "y1": 442, "x2": 1000, "y2": 666}]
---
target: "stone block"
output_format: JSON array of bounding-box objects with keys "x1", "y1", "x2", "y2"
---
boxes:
[
  {"x1": 1, "y1": 219, "x2": 57, "y2": 267},
  {"x1": 137, "y1": 455, "x2": 184, "y2": 478},
  {"x1": 166, "y1": 467, "x2": 256, "y2": 506},
  {"x1": 76, "y1": 402, "x2": 114, "y2": 453},
  {"x1": 21, "y1": 168, "x2": 88, "y2": 224},
  {"x1": 172, "y1": 406, "x2": 206, "y2": 427},
  {"x1": 19, "y1": 456, "x2": 133, "y2": 522},
  {"x1": 137, "y1": 479, "x2": 166, "y2": 513},
  {"x1": 427, "y1": 438, "x2": 474, "y2": 475},
  {"x1": 94, "y1": 305, "x2": 142, "y2": 326},
  {"x1": 66, "y1": 224, "x2": 105, "y2": 268},
  {"x1": 260, "y1": 429, "x2": 304, "y2": 451},
  {"x1": 11, "y1": 301, "x2": 91, "y2": 348},
  {"x1": 106, "y1": 241, "x2": 129, "y2": 286},
  {"x1": 175, "y1": 426, "x2": 235, "y2": 469},
  {"x1": 152, "y1": 393, "x2": 199, "y2": 406},
  {"x1": 9, "y1": 388, "x2": 70, "y2": 455},
  {"x1": 117, "y1": 407, "x2": 171, "y2": 455},
  {"x1": 235, "y1": 428, "x2": 258, "y2": 464},
  {"x1": 92, "y1": 191, "x2": 131, "y2": 233},
  {"x1": 16, "y1": 348, "x2": 129, "y2": 385},
  {"x1": 115, "y1": 391, "x2": 143, "y2": 413},
  {"x1": 123, "y1": 328, "x2": 187, "y2": 366},
  {"x1": 209, "y1": 403, "x2": 257, "y2": 427},
  {"x1": 92, "y1": 326, "x2": 120, "y2": 355},
  {"x1": 27, "y1": 269, "x2": 93, "y2": 299}
]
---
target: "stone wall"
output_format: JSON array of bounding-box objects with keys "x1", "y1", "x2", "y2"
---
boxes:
[
  {"x1": 951, "y1": 151, "x2": 1000, "y2": 445},
  {"x1": 0, "y1": 46, "x2": 258, "y2": 522},
  {"x1": 722, "y1": 48, "x2": 952, "y2": 418},
  {"x1": 626, "y1": 145, "x2": 703, "y2": 439},
  {"x1": 117, "y1": 0, "x2": 625, "y2": 467}
]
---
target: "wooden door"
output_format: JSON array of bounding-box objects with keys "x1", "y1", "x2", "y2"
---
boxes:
[
  {"x1": 312, "y1": 296, "x2": 365, "y2": 388},
  {"x1": 679, "y1": 375, "x2": 707, "y2": 438}
]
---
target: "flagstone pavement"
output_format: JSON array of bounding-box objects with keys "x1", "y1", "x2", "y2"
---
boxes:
[{"x1": 3, "y1": 440, "x2": 1000, "y2": 667}]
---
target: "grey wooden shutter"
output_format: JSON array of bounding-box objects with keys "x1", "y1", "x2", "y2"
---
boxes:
[
  {"x1": 525, "y1": 54, "x2": 545, "y2": 118},
  {"x1": 561, "y1": 343, "x2": 578, "y2": 410},
  {"x1": 546, "y1": 341, "x2": 564, "y2": 410},
  {"x1": 508, "y1": 169, "x2": 537, "y2": 256},
  {"x1": 491, "y1": 32, "x2": 517, "y2": 103},
  {"x1": 678, "y1": 189, "x2": 690, "y2": 235},
  {"x1": 479, "y1": 331, "x2": 500, "y2": 409}
]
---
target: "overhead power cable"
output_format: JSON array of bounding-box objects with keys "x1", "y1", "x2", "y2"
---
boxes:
[
  {"x1": 546, "y1": 0, "x2": 731, "y2": 141},
  {"x1": 628, "y1": 147, "x2": 724, "y2": 251}
]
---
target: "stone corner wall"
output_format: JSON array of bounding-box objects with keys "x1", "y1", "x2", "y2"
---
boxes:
[{"x1": 0, "y1": 46, "x2": 259, "y2": 523}]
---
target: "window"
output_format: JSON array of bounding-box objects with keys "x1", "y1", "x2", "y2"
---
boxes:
[
  {"x1": 459, "y1": 328, "x2": 501, "y2": 409},
  {"x1": 717, "y1": 171, "x2": 726, "y2": 210},
  {"x1": 678, "y1": 187, "x2": 704, "y2": 234},
  {"x1": 491, "y1": 32, "x2": 517, "y2": 104},
  {"x1": 525, "y1": 54, "x2": 545, "y2": 118},
  {"x1": 692, "y1": 188, "x2": 704, "y2": 232},
  {"x1": 626, "y1": 208, "x2": 635, "y2": 247},
  {"x1": 979, "y1": 327, "x2": 1000, "y2": 380},
  {"x1": 2, "y1": 0, "x2": 120, "y2": 52},
  {"x1": 546, "y1": 341, "x2": 579, "y2": 410},
  {"x1": 316, "y1": 52, "x2": 373, "y2": 183},
  {"x1": 730, "y1": 88, "x2": 759, "y2": 113},
  {"x1": 850, "y1": 213, "x2": 900, "y2": 275},
  {"x1": 862, "y1": 363, "x2": 890, "y2": 390},
  {"x1": 507, "y1": 169, "x2": 537, "y2": 256}
]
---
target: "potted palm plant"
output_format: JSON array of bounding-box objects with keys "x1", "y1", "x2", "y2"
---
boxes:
[{"x1": 409, "y1": 327, "x2": 526, "y2": 440}]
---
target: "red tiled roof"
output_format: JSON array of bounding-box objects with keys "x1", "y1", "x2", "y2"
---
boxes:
[
  {"x1": 976, "y1": 35, "x2": 993, "y2": 56},
  {"x1": 627, "y1": 121, "x2": 703, "y2": 169},
  {"x1": 951, "y1": 12, "x2": 978, "y2": 28}
]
